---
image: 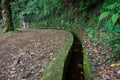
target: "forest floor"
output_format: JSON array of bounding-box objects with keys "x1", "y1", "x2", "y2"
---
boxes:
[
  {"x1": 77, "y1": 30, "x2": 120, "y2": 80},
  {"x1": 0, "y1": 30, "x2": 70, "y2": 80}
]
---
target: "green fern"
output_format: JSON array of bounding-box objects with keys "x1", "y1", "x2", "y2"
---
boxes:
[
  {"x1": 111, "y1": 13, "x2": 119, "y2": 24},
  {"x1": 99, "y1": 12, "x2": 110, "y2": 21},
  {"x1": 98, "y1": 1, "x2": 120, "y2": 62}
]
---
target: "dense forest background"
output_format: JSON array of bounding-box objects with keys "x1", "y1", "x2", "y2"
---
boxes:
[{"x1": 0, "y1": 0, "x2": 120, "y2": 61}]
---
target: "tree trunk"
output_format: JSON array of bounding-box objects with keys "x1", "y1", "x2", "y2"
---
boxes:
[{"x1": 1, "y1": 0, "x2": 14, "y2": 32}]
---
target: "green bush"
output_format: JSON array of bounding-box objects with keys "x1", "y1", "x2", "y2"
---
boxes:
[{"x1": 98, "y1": 1, "x2": 120, "y2": 62}]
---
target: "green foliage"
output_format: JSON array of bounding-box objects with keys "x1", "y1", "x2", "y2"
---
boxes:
[
  {"x1": 42, "y1": 0, "x2": 61, "y2": 16},
  {"x1": 111, "y1": 13, "x2": 119, "y2": 24},
  {"x1": 10, "y1": 0, "x2": 102, "y2": 30},
  {"x1": 98, "y1": 1, "x2": 120, "y2": 61},
  {"x1": 99, "y1": 2, "x2": 120, "y2": 22},
  {"x1": 108, "y1": 37, "x2": 120, "y2": 60},
  {"x1": 99, "y1": 12, "x2": 110, "y2": 21},
  {"x1": 11, "y1": 0, "x2": 63, "y2": 28},
  {"x1": 85, "y1": 28, "x2": 94, "y2": 39}
]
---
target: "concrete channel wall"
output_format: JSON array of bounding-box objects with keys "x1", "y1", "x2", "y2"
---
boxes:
[
  {"x1": 41, "y1": 31, "x2": 73, "y2": 80},
  {"x1": 72, "y1": 31, "x2": 96, "y2": 80}
]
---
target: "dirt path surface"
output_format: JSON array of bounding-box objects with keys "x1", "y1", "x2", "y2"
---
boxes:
[
  {"x1": 0, "y1": 30, "x2": 70, "y2": 80},
  {"x1": 76, "y1": 30, "x2": 120, "y2": 80}
]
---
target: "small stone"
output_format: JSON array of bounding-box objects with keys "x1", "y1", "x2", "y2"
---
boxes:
[
  {"x1": 39, "y1": 68, "x2": 44, "y2": 73},
  {"x1": 102, "y1": 74, "x2": 110, "y2": 79},
  {"x1": 53, "y1": 58, "x2": 56, "y2": 60},
  {"x1": 31, "y1": 71, "x2": 34, "y2": 74},
  {"x1": 13, "y1": 59, "x2": 19, "y2": 66},
  {"x1": 30, "y1": 66, "x2": 35, "y2": 70},
  {"x1": 20, "y1": 61, "x2": 23, "y2": 64},
  {"x1": 50, "y1": 52, "x2": 53, "y2": 56},
  {"x1": 11, "y1": 74, "x2": 16, "y2": 77},
  {"x1": 20, "y1": 68, "x2": 25, "y2": 71},
  {"x1": 118, "y1": 70, "x2": 120, "y2": 74},
  {"x1": 19, "y1": 52, "x2": 25, "y2": 55},
  {"x1": 38, "y1": 64, "x2": 42, "y2": 66},
  {"x1": 35, "y1": 73, "x2": 39, "y2": 76},
  {"x1": 11, "y1": 67, "x2": 16, "y2": 70},
  {"x1": 13, "y1": 55, "x2": 21, "y2": 66},
  {"x1": 116, "y1": 63, "x2": 120, "y2": 66},
  {"x1": 10, "y1": 71, "x2": 16, "y2": 74},
  {"x1": 30, "y1": 52, "x2": 36, "y2": 55}
]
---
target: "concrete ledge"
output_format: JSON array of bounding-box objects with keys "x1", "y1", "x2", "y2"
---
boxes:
[{"x1": 41, "y1": 31, "x2": 73, "y2": 80}]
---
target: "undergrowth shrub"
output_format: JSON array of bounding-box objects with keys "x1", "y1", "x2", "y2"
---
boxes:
[{"x1": 98, "y1": 1, "x2": 120, "y2": 62}]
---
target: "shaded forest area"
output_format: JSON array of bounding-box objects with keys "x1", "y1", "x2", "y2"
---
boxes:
[
  {"x1": 0, "y1": 0, "x2": 120, "y2": 80},
  {"x1": 0, "y1": 0, "x2": 105, "y2": 31}
]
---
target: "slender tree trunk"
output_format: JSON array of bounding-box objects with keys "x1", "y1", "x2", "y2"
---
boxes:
[{"x1": 1, "y1": 0, "x2": 14, "y2": 32}]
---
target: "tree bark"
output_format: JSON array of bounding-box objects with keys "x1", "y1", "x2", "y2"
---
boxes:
[{"x1": 1, "y1": 0, "x2": 14, "y2": 32}]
